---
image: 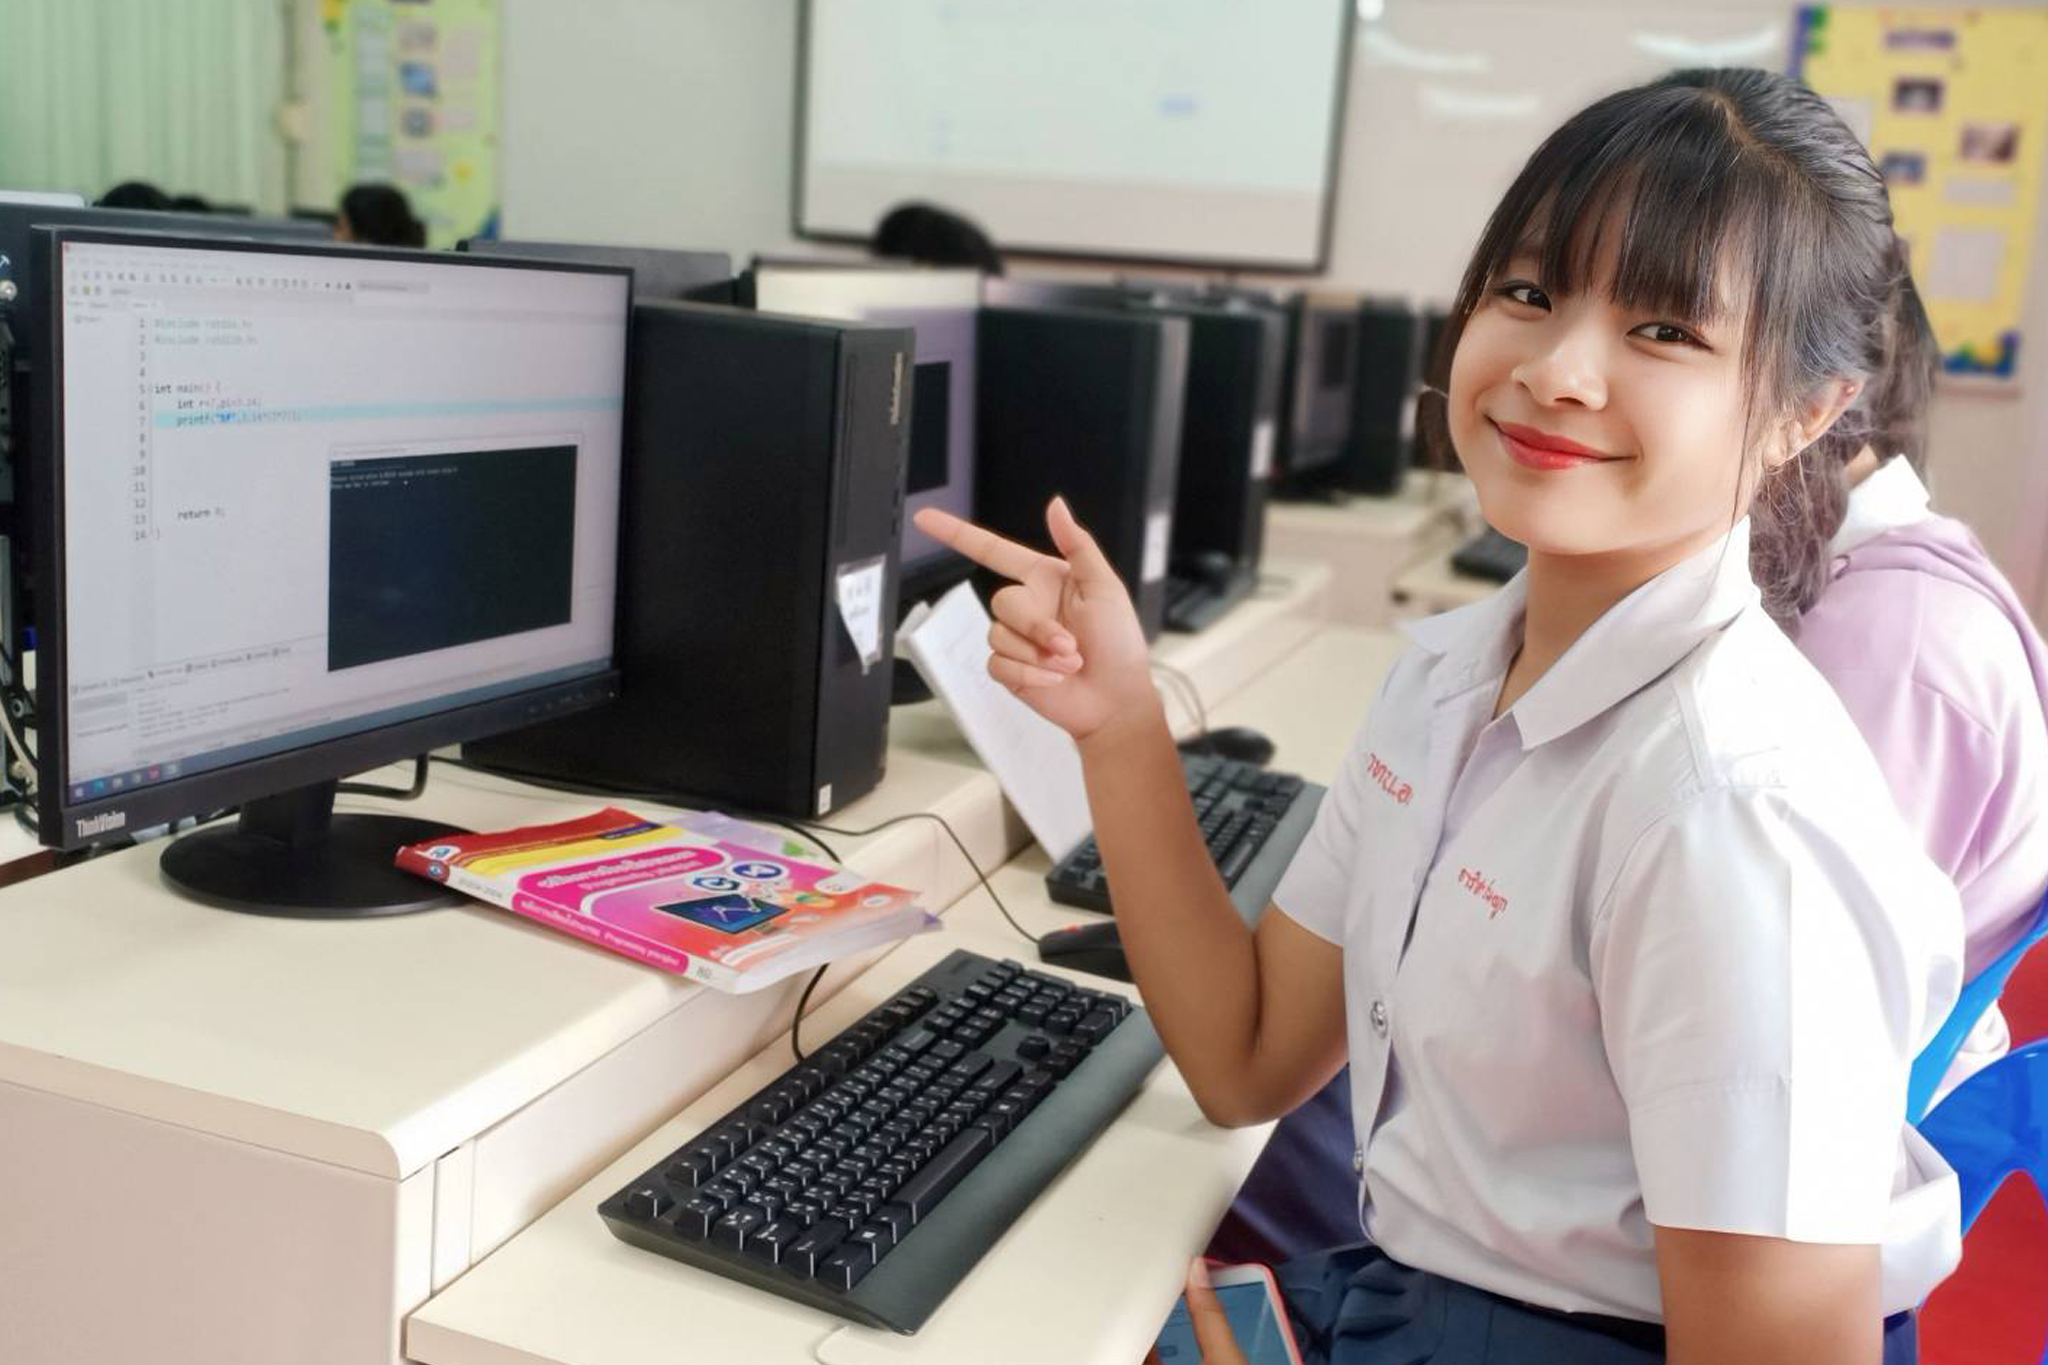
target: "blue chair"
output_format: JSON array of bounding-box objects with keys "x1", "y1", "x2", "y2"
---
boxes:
[
  {"x1": 1920, "y1": 1036, "x2": 2048, "y2": 1235},
  {"x1": 1917, "y1": 1036, "x2": 2048, "y2": 1365},
  {"x1": 1909, "y1": 892, "x2": 2048, "y2": 1125}
]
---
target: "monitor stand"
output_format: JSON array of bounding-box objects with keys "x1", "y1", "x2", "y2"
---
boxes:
[{"x1": 159, "y1": 780, "x2": 468, "y2": 918}]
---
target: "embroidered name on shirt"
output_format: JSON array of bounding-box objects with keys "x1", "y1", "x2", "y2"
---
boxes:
[
  {"x1": 1459, "y1": 867, "x2": 1509, "y2": 918},
  {"x1": 1365, "y1": 752, "x2": 1413, "y2": 805}
]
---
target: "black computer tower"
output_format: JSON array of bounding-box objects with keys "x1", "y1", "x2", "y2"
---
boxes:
[
  {"x1": 1274, "y1": 292, "x2": 1360, "y2": 484},
  {"x1": 1334, "y1": 299, "x2": 1423, "y2": 496},
  {"x1": 1166, "y1": 303, "x2": 1286, "y2": 582},
  {"x1": 974, "y1": 306, "x2": 1189, "y2": 641},
  {"x1": 465, "y1": 302, "x2": 912, "y2": 817}
]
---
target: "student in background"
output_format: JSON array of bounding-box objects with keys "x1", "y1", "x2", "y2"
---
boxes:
[
  {"x1": 871, "y1": 201, "x2": 1004, "y2": 275},
  {"x1": 921, "y1": 67, "x2": 1960, "y2": 1364},
  {"x1": 1791, "y1": 282, "x2": 2048, "y2": 1097},
  {"x1": 335, "y1": 183, "x2": 426, "y2": 248},
  {"x1": 98, "y1": 180, "x2": 172, "y2": 211}
]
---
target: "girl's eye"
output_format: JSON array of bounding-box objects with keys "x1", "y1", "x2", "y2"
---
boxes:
[
  {"x1": 1496, "y1": 280, "x2": 1550, "y2": 310},
  {"x1": 1631, "y1": 320, "x2": 1705, "y2": 348}
]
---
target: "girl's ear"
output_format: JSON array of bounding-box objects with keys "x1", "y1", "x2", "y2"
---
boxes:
[{"x1": 1767, "y1": 378, "x2": 1863, "y2": 470}]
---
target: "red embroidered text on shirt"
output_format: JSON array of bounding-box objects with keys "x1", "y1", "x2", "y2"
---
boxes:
[
  {"x1": 1365, "y1": 752, "x2": 1413, "y2": 805},
  {"x1": 1458, "y1": 868, "x2": 1509, "y2": 918}
]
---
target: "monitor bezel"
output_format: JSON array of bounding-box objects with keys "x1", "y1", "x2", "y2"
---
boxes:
[{"x1": 31, "y1": 227, "x2": 634, "y2": 851}]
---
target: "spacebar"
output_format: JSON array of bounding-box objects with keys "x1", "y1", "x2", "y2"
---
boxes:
[{"x1": 897, "y1": 1126, "x2": 996, "y2": 1223}]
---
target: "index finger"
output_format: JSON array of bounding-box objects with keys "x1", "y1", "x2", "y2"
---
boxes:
[{"x1": 913, "y1": 507, "x2": 1055, "y2": 583}]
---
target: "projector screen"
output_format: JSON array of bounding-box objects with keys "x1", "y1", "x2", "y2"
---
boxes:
[{"x1": 797, "y1": 0, "x2": 1354, "y2": 272}]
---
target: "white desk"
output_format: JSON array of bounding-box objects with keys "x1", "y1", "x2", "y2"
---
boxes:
[
  {"x1": 0, "y1": 750, "x2": 1006, "y2": 1365},
  {"x1": 0, "y1": 569, "x2": 1338, "y2": 1365},
  {"x1": 404, "y1": 624, "x2": 1412, "y2": 1365},
  {"x1": 1263, "y1": 471, "x2": 1479, "y2": 628},
  {"x1": 1390, "y1": 548, "x2": 1501, "y2": 621}
]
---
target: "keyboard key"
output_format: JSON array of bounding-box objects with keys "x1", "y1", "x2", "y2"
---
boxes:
[
  {"x1": 974, "y1": 1060, "x2": 1023, "y2": 1095},
  {"x1": 671, "y1": 1196, "x2": 722, "y2": 1238},
  {"x1": 1016, "y1": 1033, "x2": 1051, "y2": 1061},
  {"x1": 896, "y1": 1125, "x2": 996, "y2": 1222},
  {"x1": 820, "y1": 1242, "x2": 878, "y2": 1290},
  {"x1": 850, "y1": 1223, "x2": 896, "y2": 1262},
  {"x1": 746, "y1": 1217, "x2": 809, "y2": 1265},
  {"x1": 873, "y1": 1202, "x2": 913, "y2": 1243},
  {"x1": 784, "y1": 1218, "x2": 851, "y2": 1278},
  {"x1": 665, "y1": 1155, "x2": 714, "y2": 1188},
  {"x1": 624, "y1": 1187, "x2": 674, "y2": 1222},
  {"x1": 711, "y1": 1205, "x2": 766, "y2": 1252}
]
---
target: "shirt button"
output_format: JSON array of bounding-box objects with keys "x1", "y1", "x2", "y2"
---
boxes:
[
  {"x1": 1370, "y1": 1000, "x2": 1389, "y2": 1036},
  {"x1": 1353, "y1": 1145, "x2": 1365, "y2": 1175}
]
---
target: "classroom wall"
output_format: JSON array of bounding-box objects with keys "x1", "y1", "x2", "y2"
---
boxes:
[{"x1": 494, "y1": 0, "x2": 2048, "y2": 623}]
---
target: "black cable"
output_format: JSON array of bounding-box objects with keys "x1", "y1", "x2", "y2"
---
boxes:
[
  {"x1": 789, "y1": 963, "x2": 831, "y2": 1064},
  {"x1": 801, "y1": 809, "x2": 1039, "y2": 946},
  {"x1": 336, "y1": 753, "x2": 430, "y2": 801}
]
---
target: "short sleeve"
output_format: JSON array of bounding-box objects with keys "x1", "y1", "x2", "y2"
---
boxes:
[
  {"x1": 1589, "y1": 785, "x2": 1962, "y2": 1244},
  {"x1": 1269, "y1": 717, "x2": 1371, "y2": 946},
  {"x1": 1271, "y1": 659, "x2": 1415, "y2": 945}
]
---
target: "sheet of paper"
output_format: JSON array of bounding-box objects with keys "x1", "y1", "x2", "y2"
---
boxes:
[
  {"x1": 897, "y1": 584, "x2": 1092, "y2": 859},
  {"x1": 1142, "y1": 510, "x2": 1171, "y2": 584},
  {"x1": 834, "y1": 555, "x2": 887, "y2": 674}
]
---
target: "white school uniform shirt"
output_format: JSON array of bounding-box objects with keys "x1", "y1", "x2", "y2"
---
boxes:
[{"x1": 1272, "y1": 520, "x2": 1964, "y2": 1321}]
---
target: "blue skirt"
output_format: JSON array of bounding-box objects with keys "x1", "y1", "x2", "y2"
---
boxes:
[{"x1": 1271, "y1": 1243, "x2": 1920, "y2": 1365}]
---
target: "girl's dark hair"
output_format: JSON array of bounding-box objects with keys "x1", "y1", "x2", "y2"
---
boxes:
[
  {"x1": 340, "y1": 183, "x2": 427, "y2": 249},
  {"x1": 1423, "y1": 67, "x2": 1937, "y2": 624},
  {"x1": 872, "y1": 202, "x2": 1005, "y2": 276}
]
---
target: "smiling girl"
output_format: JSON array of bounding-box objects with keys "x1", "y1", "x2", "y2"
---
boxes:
[{"x1": 920, "y1": 69, "x2": 1961, "y2": 1364}]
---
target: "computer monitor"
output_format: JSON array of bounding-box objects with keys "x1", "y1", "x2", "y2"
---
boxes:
[
  {"x1": 743, "y1": 260, "x2": 981, "y2": 605},
  {"x1": 31, "y1": 229, "x2": 631, "y2": 916},
  {"x1": 460, "y1": 238, "x2": 735, "y2": 304},
  {"x1": 0, "y1": 205, "x2": 330, "y2": 654}
]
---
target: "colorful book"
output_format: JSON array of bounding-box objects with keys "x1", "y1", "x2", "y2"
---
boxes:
[{"x1": 395, "y1": 807, "x2": 938, "y2": 993}]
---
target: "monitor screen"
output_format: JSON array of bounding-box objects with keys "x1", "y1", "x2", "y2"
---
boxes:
[
  {"x1": 748, "y1": 263, "x2": 979, "y2": 587},
  {"x1": 37, "y1": 232, "x2": 630, "y2": 897}
]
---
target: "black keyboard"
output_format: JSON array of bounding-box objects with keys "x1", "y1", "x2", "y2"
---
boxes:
[
  {"x1": 1450, "y1": 526, "x2": 1527, "y2": 583},
  {"x1": 598, "y1": 948, "x2": 1161, "y2": 1334},
  {"x1": 1046, "y1": 751, "x2": 1311, "y2": 914},
  {"x1": 1163, "y1": 572, "x2": 1250, "y2": 633}
]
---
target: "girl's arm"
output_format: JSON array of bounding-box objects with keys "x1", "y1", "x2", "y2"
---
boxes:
[
  {"x1": 1655, "y1": 1228, "x2": 1880, "y2": 1365},
  {"x1": 1080, "y1": 702, "x2": 1348, "y2": 1126},
  {"x1": 914, "y1": 501, "x2": 1348, "y2": 1126}
]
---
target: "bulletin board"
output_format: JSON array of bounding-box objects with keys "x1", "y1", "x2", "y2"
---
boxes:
[
  {"x1": 1792, "y1": 6, "x2": 2048, "y2": 385},
  {"x1": 320, "y1": 0, "x2": 500, "y2": 247}
]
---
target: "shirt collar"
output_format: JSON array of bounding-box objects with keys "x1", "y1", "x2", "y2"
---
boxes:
[
  {"x1": 1401, "y1": 521, "x2": 1761, "y2": 749},
  {"x1": 1829, "y1": 456, "x2": 1932, "y2": 558}
]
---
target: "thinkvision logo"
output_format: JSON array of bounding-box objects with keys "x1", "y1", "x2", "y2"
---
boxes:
[{"x1": 77, "y1": 810, "x2": 127, "y2": 839}]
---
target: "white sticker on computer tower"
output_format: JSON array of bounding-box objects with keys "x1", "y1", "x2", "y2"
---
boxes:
[
  {"x1": 1251, "y1": 418, "x2": 1276, "y2": 480},
  {"x1": 817, "y1": 783, "x2": 834, "y2": 815},
  {"x1": 834, "y1": 555, "x2": 888, "y2": 674},
  {"x1": 1141, "y1": 510, "x2": 1171, "y2": 584}
]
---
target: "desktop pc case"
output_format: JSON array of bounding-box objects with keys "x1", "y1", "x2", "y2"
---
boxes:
[
  {"x1": 466, "y1": 302, "x2": 912, "y2": 818},
  {"x1": 1167, "y1": 302, "x2": 1286, "y2": 595},
  {"x1": 1330, "y1": 298, "x2": 1424, "y2": 496},
  {"x1": 973, "y1": 306, "x2": 1189, "y2": 641}
]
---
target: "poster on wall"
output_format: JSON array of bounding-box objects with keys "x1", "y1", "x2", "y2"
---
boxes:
[
  {"x1": 1792, "y1": 6, "x2": 2047, "y2": 387},
  {"x1": 321, "y1": 0, "x2": 500, "y2": 247}
]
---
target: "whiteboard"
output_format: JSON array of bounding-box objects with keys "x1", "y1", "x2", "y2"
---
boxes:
[{"x1": 796, "y1": 0, "x2": 1354, "y2": 271}]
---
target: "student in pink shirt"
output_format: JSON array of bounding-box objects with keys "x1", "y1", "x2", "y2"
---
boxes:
[{"x1": 1786, "y1": 284, "x2": 2048, "y2": 1093}]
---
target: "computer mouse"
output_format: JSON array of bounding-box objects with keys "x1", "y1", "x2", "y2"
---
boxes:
[
  {"x1": 1036, "y1": 920, "x2": 1132, "y2": 983},
  {"x1": 1199, "y1": 725, "x2": 1276, "y2": 767}
]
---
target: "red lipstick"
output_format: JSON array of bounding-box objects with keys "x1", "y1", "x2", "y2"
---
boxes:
[{"x1": 1494, "y1": 420, "x2": 1620, "y2": 471}]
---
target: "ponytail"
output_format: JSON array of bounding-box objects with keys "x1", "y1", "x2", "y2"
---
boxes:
[{"x1": 1751, "y1": 235, "x2": 1939, "y2": 625}]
